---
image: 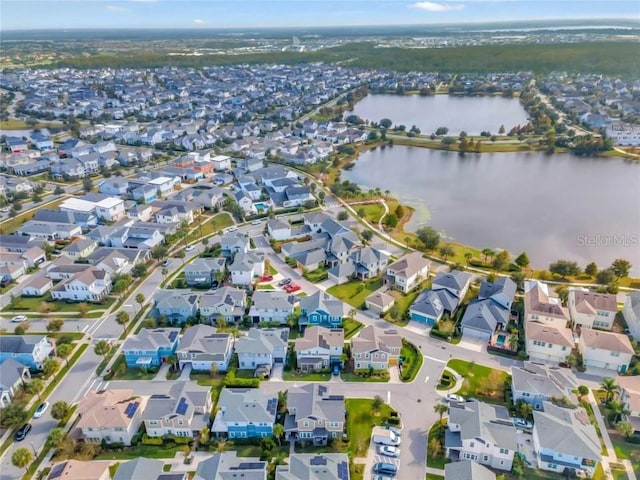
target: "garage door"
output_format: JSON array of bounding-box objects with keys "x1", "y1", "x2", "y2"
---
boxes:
[{"x1": 462, "y1": 327, "x2": 491, "y2": 342}]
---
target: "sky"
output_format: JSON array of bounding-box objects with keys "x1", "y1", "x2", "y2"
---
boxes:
[{"x1": 1, "y1": 0, "x2": 639, "y2": 31}]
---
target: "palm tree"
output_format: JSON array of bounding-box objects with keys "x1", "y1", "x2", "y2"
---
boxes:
[
  {"x1": 116, "y1": 311, "x2": 130, "y2": 332},
  {"x1": 167, "y1": 355, "x2": 178, "y2": 373},
  {"x1": 482, "y1": 248, "x2": 495, "y2": 263},
  {"x1": 135, "y1": 293, "x2": 145, "y2": 313},
  {"x1": 348, "y1": 308, "x2": 357, "y2": 319},
  {"x1": 215, "y1": 438, "x2": 227, "y2": 453},
  {"x1": 94, "y1": 339, "x2": 111, "y2": 359},
  {"x1": 273, "y1": 423, "x2": 285, "y2": 446},
  {"x1": 606, "y1": 400, "x2": 629, "y2": 424},
  {"x1": 464, "y1": 252, "x2": 473, "y2": 265},
  {"x1": 616, "y1": 420, "x2": 634, "y2": 438},
  {"x1": 507, "y1": 334, "x2": 519, "y2": 351},
  {"x1": 601, "y1": 377, "x2": 619, "y2": 404},
  {"x1": 434, "y1": 403, "x2": 448, "y2": 424},
  {"x1": 372, "y1": 395, "x2": 383, "y2": 414},
  {"x1": 11, "y1": 447, "x2": 32, "y2": 473},
  {"x1": 428, "y1": 438, "x2": 442, "y2": 458},
  {"x1": 439, "y1": 245, "x2": 455, "y2": 261}
]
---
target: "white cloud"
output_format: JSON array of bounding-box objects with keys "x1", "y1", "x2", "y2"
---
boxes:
[
  {"x1": 410, "y1": 2, "x2": 465, "y2": 12},
  {"x1": 105, "y1": 4, "x2": 129, "y2": 13},
  {"x1": 193, "y1": 19, "x2": 207, "y2": 25}
]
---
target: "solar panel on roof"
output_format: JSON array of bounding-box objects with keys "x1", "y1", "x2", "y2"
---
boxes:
[
  {"x1": 310, "y1": 456, "x2": 327, "y2": 466},
  {"x1": 125, "y1": 401, "x2": 140, "y2": 418},
  {"x1": 168, "y1": 331, "x2": 178, "y2": 342},
  {"x1": 49, "y1": 463, "x2": 66, "y2": 479},
  {"x1": 235, "y1": 462, "x2": 266, "y2": 470},
  {"x1": 267, "y1": 398, "x2": 277, "y2": 415},
  {"x1": 337, "y1": 461, "x2": 349, "y2": 480},
  {"x1": 176, "y1": 397, "x2": 188, "y2": 415}
]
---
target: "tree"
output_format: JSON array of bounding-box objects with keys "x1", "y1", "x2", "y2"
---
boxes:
[
  {"x1": 151, "y1": 245, "x2": 168, "y2": 260},
  {"x1": 499, "y1": 124, "x2": 506, "y2": 134},
  {"x1": 434, "y1": 403, "x2": 448, "y2": 424},
  {"x1": 216, "y1": 316, "x2": 227, "y2": 330},
  {"x1": 415, "y1": 226, "x2": 440, "y2": 251},
  {"x1": 0, "y1": 402, "x2": 28, "y2": 428},
  {"x1": 616, "y1": 420, "x2": 634, "y2": 438},
  {"x1": 132, "y1": 263, "x2": 147, "y2": 278},
  {"x1": 510, "y1": 271, "x2": 526, "y2": 291},
  {"x1": 435, "y1": 126, "x2": 449, "y2": 136},
  {"x1": 135, "y1": 293, "x2": 145, "y2": 313},
  {"x1": 481, "y1": 248, "x2": 495, "y2": 263},
  {"x1": 43, "y1": 358, "x2": 59, "y2": 378},
  {"x1": 25, "y1": 378, "x2": 44, "y2": 400},
  {"x1": 610, "y1": 258, "x2": 632, "y2": 278},
  {"x1": 439, "y1": 244, "x2": 455, "y2": 261},
  {"x1": 46, "y1": 318, "x2": 64, "y2": 332},
  {"x1": 209, "y1": 362, "x2": 218, "y2": 378},
  {"x1": 515, "y1": 399, "x2": 533, "y2": 420},
  {"x1": 47, "y1": 427, "x2": 66, "y2": 448},
  {"x1": 464, "y1": 252, "x2": 473, "y2": 264},
  {"x1": 51, "y1": 401, "x2": 71, "y2": 420},
  {"x1": 372, "y1": 395, "x2": 384, "y2": 414},
  {"x1": 383, "y1": 213, "x2": 398, "y2": 229},
  {"x1": 94, "y1": 339, "x2": 111, "y2": 358},
  {"x1": 14, "y1": 321, "x2": 30, "y2": 335},
  {"x1": 379, "y1": 118, "x2": 393, "y2": 129},
  {"x1": 596, "y1": 268, "x2": 616, "y2": 285},
  {"x1": 583, "y1": 262, "x2": 597, "y2": 277},
  {"x1": 11, "y1": 447, "x2": 32, "y2": 473},
  {"x1": 549, "y1": 260, "x2": 580, "y2": 279},
  {"x1": 577, "y1": 385, "x2": 589, "y2": 402},
  {"x1": 337, "y1": 210, "x2": 348, "y2": 221},
  {"x1": 491, "y1": 251, "x2": 510, "y2": 271},
  {"x1": 273, "y1": 423, "x2": 285, "y2": 446},
  {"x1": 116, "y1": 311, "x2": 130, "y2": 332},
  {"x1": 601, "y1": 377, "x2": 619, "y2": 404},
  {"x1": 78, "y1": 302, "x2": 89, "y2": 317},
  {"x1": 428, "y1": 437, "x2": 442, "y2": 458},
  {"x1": 361, "y1": 229, "x2": 373, "y2": 243},
  {"x1": 82, "y1": 175, "x2": 93, "y2": 193},
  {"x1": 514, "y1": 252, "x2": 530, "y2": 269},
  {"x1": 56, "y1": 343, "x2": 73, "y2": 365},
  {"x1": 53, "y1": 185, "x2": 65, "y2": 195},
  {"x1": 606, "y1": 400, "x2": 629, "y2": 424},
  {"x1": 555, "y1": 285, "x2": 569, "y2": 307},
  {"x1": 317, "y1": 190, "x2": 326, "y2": 204}
]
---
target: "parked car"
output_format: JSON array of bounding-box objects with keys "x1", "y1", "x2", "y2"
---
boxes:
[
  {"x1": 284, "y1": 283, "x2": 301, "y2": 293},
  {"x1": 372, "y1": 476, "x2": 394, "y2": 480},
  {"x1": 14, "y1": 423, "x2": 31, "y2": 441},
  {"x1": 251, "y1": 220, "x2": 261, "y2": 225},
  {"x1": 445, "y1": 393, "x2": 465, "y2": 403},
  {"x1": 227, "y1": 226, "x2": 238, "y2": 232},
  {"x1": 162, "y1": 260, "x2": 169, "y2": 267},
  {"x1": 512, "y1": 417, "x2": 533, "y2": 429},
  {"x1": 278, "y1": 278, "x2": 292, "y2": 286},
  {"x1": 383, "y1": 425, "x2": 402, "y2": 436},
  {"x1": 333, "y1": 364, "x2": 340, "y2": 376},
  {"x1": 258, "y1": 275, "x2": 273, "y2": 282},
  {"x1": 185, "y1": 245, "x2": 194, "y2": 252},
  {"x1": 33, "y1": 401, "x2": 49, "y2": 418},
  {"x1": 377, "y1": 445, "x2": 400, "y2": 458},
  {"x1": 11, "y1": 315, "x2": 28, "y2": 323},
  {"x1": 373, "y1": 462, "x2": 397, "y2": 476}
]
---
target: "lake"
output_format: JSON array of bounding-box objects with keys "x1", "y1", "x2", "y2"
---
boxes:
[
  {"x1": 344, "y1": 146, "x2": 640, "y2": 276},
  {"x1": 349, "y1": 94, "x2": 530, "y2": 135}
]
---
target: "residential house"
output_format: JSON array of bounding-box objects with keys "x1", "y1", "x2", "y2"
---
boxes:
[
  {"x1": 154, "y1": 290, "x2": 199, "y2": 323},
  {"x1": 298, "y1": 291, "x2": 345, "y2": 328},
  {"x1": 445, "y1": 399, "x2": 517, "y2": 471},
  {"x1": 510, "y1": 362, "x2": 577, "y2": 411},
  {"x1": 365, "y1": 291, "x2": 395, "y2": 315},
  {"x1": 114, "y1": 458, "x2": 187, "y2": 480},
  {"x1": 211, "y1": 388, "x2": 278, "y2": 439},
  {"x1": 177, "y1": 324, "x2": 233, "y2": 372},
  {"x1": 276, "y1": 454, "x2": 349, "y2": 480},
  {"x1": 294, "y1": 326, "x2": 344, "y2": 372},
  {"x1": 61, "y1": 238, "x2": 97, "y2": 260},
  {"x1": 0, "y1": 358, "x2": 31, "y2": 407},
  {"x1": 20, "y1": 275, "x2": 53, "y2": 297},
  {"x1": 350, "y1": 326, "x2": 401, "y2": 372},
  {"x1": 327, "y1": 246, "x2": 389, "y2": 285},
  {"x1": 0, "y1": 335, "x2": 55, "y2": 370},
  {"x1": 249, "y1": 291, "x2": 294, "y2": 324},
  {"x1": 122, "y1": 328, "x2": 180, "y2": 368},
  {"x1": 235, "y1": 328, "x2": 288, "y2": 373},
  {"x1": 461, "y1": 277, "x2": 517, "y2": 341},
  {"x1": 623, "y1": 291, "x2": 640, "y2": 341},
  {"x1": 617, "y1": 376, "x2": 640, "y2": 434},
  {"x1": 386, "y1": 252, "x2": 430, "y2": 293},
  {"x1": 220, "y1": 231, "x2": 250, "y2": 257},
  {"x1": 183, "y1": 257, "x2": 226, "y2": 287},
  {"x1": 524, "y1": 281, "x2": 570, "y2": 329},
  {"x1": 194, "y1": 452, "x2": 267, "y2": 480},
  {"x1": 444, "y1": 460, "x2": 496, "y2": 480},
  {"x1": 285, "y1": 384, "x2": 345, "y2": 445},
  {"x1": 230, "y1": 251, "x2": 265, "y2": 286},
  {"x1": 15, "y1": 220, "x2": 82, "y2": 241},
  {"x1": 410, "y1": 270, "x2": 472, "y2": 325},
  {"x1": 45, "y1": 460, "x2": 111, "y2": 480},
  {"x1": 76, "y1": 389, "x2": 148, "y2": 446},
  {"x1": 568, "y1": 290, "x2": 617, "y2": 330},
  {"x1": 210, "y1": 155, "x2": 232, "y2": 171},
  {"x1": 142, "y1": 381, "x2": 211, "y2": 438},
  {"x1": 50, "y1": 267, "x2": 112, "y2": 303},
  {"x1": 525, "y1": 320, "x2": 574, "y2": 365},
  {"x1": 532, "y1": 402, "x2": 601, "y2": 476},
  {"x1": 199, "y1": 286, "x2": 246, "y2": 323},
  {"x1": 98, "y1": 177, "x2": 129, "y2": 196},
  {"x1": 578, "y1": 329, "x2": 634, "y2": 373}
]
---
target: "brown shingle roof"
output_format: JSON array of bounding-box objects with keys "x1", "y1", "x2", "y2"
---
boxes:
[
  {"x1": 580, "y1": 329, "x2": 634, "y2": 355},
  {"x1": 526, "y1": 321, "x2": 574, "y2": 347}
]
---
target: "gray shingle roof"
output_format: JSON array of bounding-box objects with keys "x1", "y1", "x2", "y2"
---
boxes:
[
  {"x1": 122, "y1": 328, "x2": 180, "y2": 351},
  {"x1": 448, "y1": 399, "x2": 517, "y2": 451},
  {"x1": 444, "y1": 460, "x2": 496, "y2": 480},
  {"x1": 299, "y1": 291, "x2": 345, "y2": 318},
  {"x1": 194, "y1": 452, "x2": 266, "y2": 480},
  {"x1": 216, "y1": 388, "x2": 277, "y2": 425},
  {"x1": 286, "y1": 384, "x2": 345, "y2": 425},
  {"x1": 275, "y1": 453, "x2": 349, "y2": 480},
  {"x1": 177, "y1": 325, "x2": 232, "y2": 358}
]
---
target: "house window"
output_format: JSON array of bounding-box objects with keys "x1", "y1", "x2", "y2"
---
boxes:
[{"x1": 500, "y1": 449, "x2": 509, "y2": 454}]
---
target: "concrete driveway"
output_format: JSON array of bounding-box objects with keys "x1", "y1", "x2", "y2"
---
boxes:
[
  {"x1": 270, "y1": 363, "x2": 284, "y2": 381},
  {"x1": 178, "y1": 364, "x2": 192, "y2": 381}
]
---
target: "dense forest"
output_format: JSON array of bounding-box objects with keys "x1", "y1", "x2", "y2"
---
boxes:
[{"x1": 54, "y1": 41, "x2": 640, "y2": 76}]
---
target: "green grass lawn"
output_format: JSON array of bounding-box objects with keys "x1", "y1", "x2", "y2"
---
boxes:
[
  {"x1": 446, "y1": 359, "x2": 509, "y2": 405},
  {"x1": 341, "y1": 371, "x2": 389, "y2": 383},
  {"x1": 400, "y1": 339, "x2": 422, "y2": 382},
  {"x1": 612, "y1": 434, "x2": 640, "y2": 474},
  {"x1": 107, "y1": 355, "x2": 159, "y2": 381},
  {"x1": 426, "y1": 475, "x2": 444, "y2": 480},
  {"x1": 427, "y1": 422, "x2": 451, "y2": 469},
  {"x1": 256, "y1": 284, "x2": 275, "y2": 290},
  {"x1": 327, "y1": 277, "x2": 383, "y2": 309},
  {"x1": 283, "y1": 370, "x2": 332, "y2": 381},
  {"x1": 230, "y1": 443, "x2": 289, "y2": 458},
  {"x1": 186, "y1": 212, "x2": 234, "y2": 242},
  {"x1": 3, "y1": 294, "x2": 115, "y2": 314},
  {"x1": 343, "y1": 317, "x2": 364, "y2": 339},
  {"x1": 302, "y1": 267, "x2": 329, "y2": 283},
  {"x1": 355, "y1": 202, "x2": 385, "y2": 224},
  {"x1": 0, "y1": 197, "x2": 66, "y2": 234},
  {"x1": 95, "y1": 444, "x2": 184, "y2": 460},
  {"x1": 384, "y1": 279, "x2": 431, "y2": 326},
  {"x1": 345, "y1": 398, "x2": 394, "y2": 457}
]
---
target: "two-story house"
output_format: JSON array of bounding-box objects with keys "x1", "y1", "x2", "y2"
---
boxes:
[
  {"x1": 122, "y1": 328, "x2": 180, "y2": 368},
  {"x1": 154, "y1": 290, "x2": 199, "y2": 324},
  {"x1": 235, "y1": 328, "x2": 288, "y2": 375},
  {"x1": 298, "y1": 292, "x2": 345, "y2": 328},
  {"x1": 276, "y1": 454, "x2": 350, "y2": 480},
  {"x1": 524, "y1": 281, "x2": 570, "y2": 329},
  {"x1": 177, "y1": 325, "x2": 233, "y2": 372},
  {"x1": 285, "y1": 384, "x2": 345, "y2": 445},
  {"x1": 220, "y1": 231, "x2": 250, "y2": 258},
  {"x1": 532, "y1": 402, "x2": 601, "y2": 476},
  {"x1": 350, "y1": 326, "x2": 401, "y2": 372},
  {"x1": 195, "y1": 452, "x2": 267, "y2": 480},
  {"x1": 578, "y1": 329, "x2": 634, "y2": 373},
  {"x1": 445, "y1": 399, "x2": 517, "y2": 471},
  {"x1": 183, "y1": 257, "x2": 226, "y2": 287},
  {"x1": 249, "y1": 291, "x2": 294, "y2": 324},
  {"x1": 199, "y1": 286, "x2": 246, "y2": 324},
  {"x1": 461, "y1": 277, "x2": 517, "y2": 341},
  {"x1": 0, "y1": 358, "x2": 31, "y2": 407},
  {"x1": 45, "y1": 460, "x2": 111, "y2": 480},
  {"x1": 230, "y1": 251, "x2": 265, "y2": 286},
  {"x1": 511, "y1": 362, "x2": 577, "y2": 411},
  {"x1": 525, "y1": 321, "x2": 574, "y2": 365},
  {"x1": 410, "y1": 270, "x2": 472, "y2": 325},
  {"x1": 115, "y1": 457, "x2": 188, "y2": 480},
  {"x1": 77, "y1": 389, "x2": 148, "y2": 446},
  {"x1": 143, "y1": 381, "x2": 211, "y2": 438},
  {"x1": 294, "y1": 326, "x2": 344, "y2": 372},
  {"x1": 0, "y1": 335, "x2": 55, "y2": 371},
  {"x1": 50, "y1": 267, "x2": 112, "y2": 303},
  {"x1": 568, "y1": 290, "x2": 617, "y2": 330},
  {"x1": 386, "y1": 252, "x2": 430, "y2": 293},
  {"x1": 444, "y1": 460, "x2": 496, "y2": 480},
  {"x1": 211, "y1": 388, "x2": 277, "y2": 439},
  {"x1": 617, "y1": 376, "x2": 640, "y2": 434}
]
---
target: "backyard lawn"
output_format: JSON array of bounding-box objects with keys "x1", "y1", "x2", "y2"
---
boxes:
[
  {"x1": 427, "y1": 421, "x2": 451, "y2": 469},
  {"x1": 343, "y1": 317, "x2": 364, "y2": 339},
  {"x1": 445, "y1": 359, "x2": 509, "y2": 405},
  {"x1": 283, "y1": 370, "x2": 331, "y2": 381},
  {"x1": 355, "y1": 202, "x2": 385, "y2": 224},
  {"x1": 96, "y1": 444, "x2": 184, "y2": 460},
  {"x1": 3, "y1": 294, "x2": 115, "y2": 314},
  {"x1": 106, "y1": 355, "x2": 158, "y2": 381},
  {"x1": 384, "y1": 279, "x2": 431, "y2": 326},
  {"x1": 327, "y1": 277, "x2": 383, "y2": 309},
  {"x1": 186, "y1": 212, "x2": 234, "y2": 242},
  {"x1": 345, "y1": 398, "x2": 394, "y2": 457},
  {"x1": 612, "y1": 434, "x2": 640, "y2": 474}
]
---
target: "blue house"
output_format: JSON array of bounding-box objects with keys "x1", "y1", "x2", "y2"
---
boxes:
[
  {"x1": 122, "y1": 328, "x2": 180, "y2": 368},
  {"x1": 211, "y1": 388, "x2": 277, "y2": 439},
  {"x1": 299, "y1": 291, "x2": 345, "y2": 328},
  {"x1": 0, "y1": 335, "x2": 55, "y2": 371},
  {"x1": 409, "y1": 270, "x2": 472, "y2": 325},
  {"x1": 31, "y1": 134, "x2": 54, "y2": 151}
]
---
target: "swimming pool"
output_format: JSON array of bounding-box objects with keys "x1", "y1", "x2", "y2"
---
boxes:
[
  {"x1": 496, "y1": 334, "x2": 506, "y2": 347},
  {"x1": 254, "y1": 202, "x2": 268, "y2": 211}
]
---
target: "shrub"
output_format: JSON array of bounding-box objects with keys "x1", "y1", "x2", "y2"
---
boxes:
[{"x1": 141, "y1": 434, "x2": 163, "y2": 445}]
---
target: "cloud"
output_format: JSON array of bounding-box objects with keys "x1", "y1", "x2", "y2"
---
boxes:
[
  {"x1": 105, "y1": 4, "x2": 130, "y2": 13},
  {"x1": 129, "y1": 0, "x2": 158, "y2": 3},
  {"x1": 410, "y1": 2, "x2": 465, "y2": 12},
  {"x1": 193, "y1": 19, "x2": 207, "y2": 25}
]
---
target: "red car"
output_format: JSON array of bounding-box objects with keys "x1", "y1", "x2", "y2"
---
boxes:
[
  {"x1": 285, "y1": 283, "x2": 301, "y2": 293},
  {"x1": 258, "y1": 275, "x2": 273, "y2": 282}
]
